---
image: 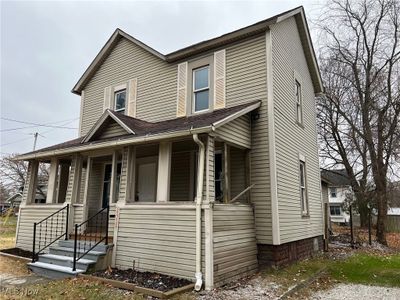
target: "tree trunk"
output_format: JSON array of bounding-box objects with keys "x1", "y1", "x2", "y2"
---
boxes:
[{"x1": 376, "y1": 183, "x2": 388, "y2": 245}]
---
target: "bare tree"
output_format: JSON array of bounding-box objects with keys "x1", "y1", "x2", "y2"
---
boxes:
[
  {"x1": 0, "y1": 154, "x2": 49, "y2": 199},
  {"x1": 317, "y1": 0, "x2": 400, "y2": 244}
]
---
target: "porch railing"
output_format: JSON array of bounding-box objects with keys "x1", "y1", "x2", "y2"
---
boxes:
[
  {"x1": 32, "y1": 204, "x2": 69, "y2": 262},
  {"x1": 72, "y1": 205, "x2": 109, "y2": 271}
]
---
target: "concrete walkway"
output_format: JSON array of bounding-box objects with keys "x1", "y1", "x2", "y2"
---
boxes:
[{"x1": 0, "y1": 272, "x2": 50, "y2": 289}]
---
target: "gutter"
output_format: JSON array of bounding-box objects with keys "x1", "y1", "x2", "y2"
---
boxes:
[{"x1": 192, "y1": 133, "x2": 205, "y2": 291}]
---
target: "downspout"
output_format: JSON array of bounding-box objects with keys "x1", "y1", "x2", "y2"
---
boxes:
[{"x1": 193, "y1": 133, "x2": 205, "y2": 291}]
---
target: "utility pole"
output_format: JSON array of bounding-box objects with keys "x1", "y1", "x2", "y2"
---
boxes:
[{"x1": 33, "y1": 132, "x2": 38, "y2": 151}]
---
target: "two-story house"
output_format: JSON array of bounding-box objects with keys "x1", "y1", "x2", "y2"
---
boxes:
[
  {"x1": 321, "y1": 169, "x2": 352, "y2": 225},
  {"x1": 14, "y1": 6, "x2": 324, "y2": 290}
]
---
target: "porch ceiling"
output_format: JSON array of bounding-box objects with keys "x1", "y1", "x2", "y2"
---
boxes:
[{"x1": 16, "y1": 101, "x2": 260, "y2": 160}]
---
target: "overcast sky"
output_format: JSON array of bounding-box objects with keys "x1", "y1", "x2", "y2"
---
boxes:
[{"x1": 1, "y1": 0, "x2": 323, "y2": 156}]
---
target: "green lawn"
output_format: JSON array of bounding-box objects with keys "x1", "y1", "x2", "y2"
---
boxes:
[{"x1": 329, "y1": 253, "x2": 400, "y2": 287}]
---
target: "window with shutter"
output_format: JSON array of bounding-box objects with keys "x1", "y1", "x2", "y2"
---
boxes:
[{"x1": 103, "y1": 86, "x2": 112, "y2": 111}]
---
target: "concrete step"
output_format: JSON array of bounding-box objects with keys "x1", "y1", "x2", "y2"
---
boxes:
[
  {"x1": 27, "y1": 262, "x2": 84, "y2": 279},
  {"x1": 49, "y1": 246, "x2": 106, "y2": 261},
  {"x1": 38, "y1": 254, "x2": 96, "y2": 272},
  {"x1": 58, "y1": 240, "x2": 111, "y2": 252}
]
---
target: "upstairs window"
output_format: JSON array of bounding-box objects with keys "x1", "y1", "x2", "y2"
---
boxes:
[
  {"x1": 114, "y1": 89, "x2": 126, "y2": 114},
  {"x1": 193, "y1": 66, "x2": 210, "y2": 112},
  {"x1": 299, "y1": 160, "x2": 308, "y2": 215},
  {"x1": 330, "y1": 187, "x2": 337, "y2": 198},
  {"x1": 295, "y1": 80, "x2": 303, "y2": 124}
]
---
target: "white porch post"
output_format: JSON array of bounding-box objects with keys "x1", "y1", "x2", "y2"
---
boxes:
[
  {"x1": 46, "y1": 158, "x2": 59, "y2": 203},
  {"x1": 156, "y1": 141, "x2": 172, "y2": 202},
  {"x1": 112, "y1": 146, "x2": 135, "y2": 267},
  {"x1": 82, "y1": 157, "x2": 92, "y2": 227},
  {"x1": 109, "y1": 150, "x2": 118, "y2": 204},
  {"x1": 204, "y1": 135, "x2": 215, "y2": 290},
  {"x1": 23, "y1": 160, "x2": 39, "y2": 205},
  {"x1": 65, "y1": 154, "x2": 82, "y2": 235}
]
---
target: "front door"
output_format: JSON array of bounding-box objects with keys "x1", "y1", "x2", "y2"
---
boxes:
[{"x1": 137, "y1": 161, "x2": 157, "y2": 202}]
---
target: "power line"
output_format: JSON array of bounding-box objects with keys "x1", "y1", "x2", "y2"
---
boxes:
[{"x1": 1, "y1": 117, "x2": 78, "y2": 131}]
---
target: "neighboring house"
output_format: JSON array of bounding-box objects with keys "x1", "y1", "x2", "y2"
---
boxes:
[
  {"x1": 5, "y1": 193, "x2": 22, "y2": 212},
  {"x1": 14, "y1": 7, "x2": 324, "y2": 290},
  {"x1": 320, "y1": 169, "x2": 352, "y2": 225}
]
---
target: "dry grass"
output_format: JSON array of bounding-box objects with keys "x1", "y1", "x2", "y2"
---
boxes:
[{"x1": 0, "y1": 216, "x2": 17, "y2": 250}]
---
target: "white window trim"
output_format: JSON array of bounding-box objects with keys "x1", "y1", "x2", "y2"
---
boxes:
[
  {"x1": 299, "y1": 158, "x2": 309, "y2": 216},
  {"x1": 114, "y1": 89, "x2": 127, "y2": 113},
  {"x1": 192, "y1": 65, "x2": 210, "y2": 114},
  {"x1": 294, "y1": 70, "x2": 303, "y2": 126}
]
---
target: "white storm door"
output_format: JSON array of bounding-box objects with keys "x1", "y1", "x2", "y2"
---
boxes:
[{"x1": 137, "y1": 162, "x2": 157, "y2": 202}]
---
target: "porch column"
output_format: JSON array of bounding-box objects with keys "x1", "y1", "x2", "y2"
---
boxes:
[
  {"x1": 156, "y1": 141, "x2": 172, "y2": 202},
  {"x1": 204, "y1": 135, "x2": 215, "y2": 290},
  {"x1": 109, "y1": 150, "x2": 118, "y2": 204},
  {"x1": 65, "y1": 154, "x2": 82, "y2": 234},
  {"x1": 46, "y1": 158, "x2": 59, "y2": 204},
  {"x1": 57, "y1": 163, "x2": 70, "y2": 203},
  {"x1": 82, "y1": 157, "x2": 92, "y2": 224},
  {"x1": 223, "y1": 143, "x2": 231, "y2": 203},
  {"x1": 23, "y1": 160, "x2": 39, "y2": 205}
]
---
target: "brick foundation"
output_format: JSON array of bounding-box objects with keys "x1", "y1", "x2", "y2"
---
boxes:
[{"x1": 258, "y1": 236, "x2": 323, "y2": 267}]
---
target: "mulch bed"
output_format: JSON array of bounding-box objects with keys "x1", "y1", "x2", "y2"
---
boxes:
[
  {"x1": 92, "y1": 268, "x2": 191, "y2": 292},
  {"x1": 0, "y1": 247, "x2": 34, "y2": 259}
]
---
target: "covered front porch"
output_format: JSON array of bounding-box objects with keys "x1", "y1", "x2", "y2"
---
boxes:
[{"x1": 15, "y1": 101, "x2": 260, "y2": 289}]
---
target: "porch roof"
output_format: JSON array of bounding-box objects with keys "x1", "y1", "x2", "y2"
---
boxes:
[{"x1": 16, "y1": 101, "x2": 260, "y2": 160}]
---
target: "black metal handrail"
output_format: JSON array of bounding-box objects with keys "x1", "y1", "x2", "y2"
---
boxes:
[
  {"x1": 32, "y1": 204, "x2": 69, "y2": 262},
  {"x1": 72, "y1": 205, "x2": 109, "y2": 271}
]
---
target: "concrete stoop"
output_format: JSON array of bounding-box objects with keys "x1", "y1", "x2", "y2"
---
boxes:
[{"x1": 27, "y1": 240, "x2": 113, "y2": 279}]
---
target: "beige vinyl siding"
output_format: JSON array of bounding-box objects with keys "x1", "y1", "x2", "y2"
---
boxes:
[
  {"x1": 87, "y1": 162, "x2": 103, "y2": 218},
  {"x1": 230, "y1": 147, "x2": 247, "y2": 202},
  {"x1": 271, "y1": 18, "x2": 323, "y2": 243},
  {"x1": 114, "y1": 204, "x2": 197, "y2": 279},
  {"x1": 81, "y1": 38, "x2": 177, "y2": 135},
  {"x1": 96, "y1": 121, "x2": 128, "y2": 140},
  {"x1": 73, "y1": 205, "x2": 84, "y2": 224},
  {"x1": 170, "y1": 151, "x2": 191, "y2": 201},
  {"x1": 16, "y1": 205, "x2": 67, "y2": 251},
  {"x1": 215, "y1": 115, "x2": 251, "y2": 149},
  {"x1": 108, "y1": 205, "x2": 116, "y2": 237},
  {"x1": 213, "y1": 204, "x2": 258, "y2": 286},
  {"x1": 77, "y1": 167, "x2": 86, "y2": 204},
  {"x1": 225, "y1": 34, "x2": 272, "y2": 244}
]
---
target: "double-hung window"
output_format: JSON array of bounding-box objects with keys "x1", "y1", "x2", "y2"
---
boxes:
[
  {"x1": 330, "y1": 187, "x2": 337, "y2": 198},
  {"x1": 114, "y1": 89, "x2": 126, "y2": 114},
  {"x1": 299, "y1": 160, "x2": 308, "y2": 215},
  {"x1": 295, "y1": 80, "x2": 303, "y2": 124},
  {"x1": 193, "y1": 66, "x2": 210, "y2": 112}
]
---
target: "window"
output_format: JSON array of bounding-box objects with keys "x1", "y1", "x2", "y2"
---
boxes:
[
  {"x1": 102, "y1": 163, "x2": 122, "y2": 208},
  {"x1": 295, "y1": 80, "x2": 303, "y2": 124},
  {"x1": 299, "y1": 161, "x2": 308, "y2": 215},
  {"x1": 193, "y1": 66, "x2": 210, "y2": 112},
  {"x1": 330, "y1": 187, "x2": 337, "y2": 198},
  {"x1": 114, "y1": 89, "x2": 126, "y2": 114},
  {"x1": 330, "y1": 205, "x2": 341, "y2": 216},
  {"x1": 214, "y1": 152, "x2": 223, "y2": 201}
]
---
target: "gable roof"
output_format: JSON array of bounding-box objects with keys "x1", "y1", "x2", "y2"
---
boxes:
[
  {"x1": 320, "y1": 169, "x2": 352, "y2": 187},
  {"x1": 72, "y1": 6, "x2": 323, "y2": 95},
  {"x1": 16, "y1": 101, "x2": 260, "y2": 160}
]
